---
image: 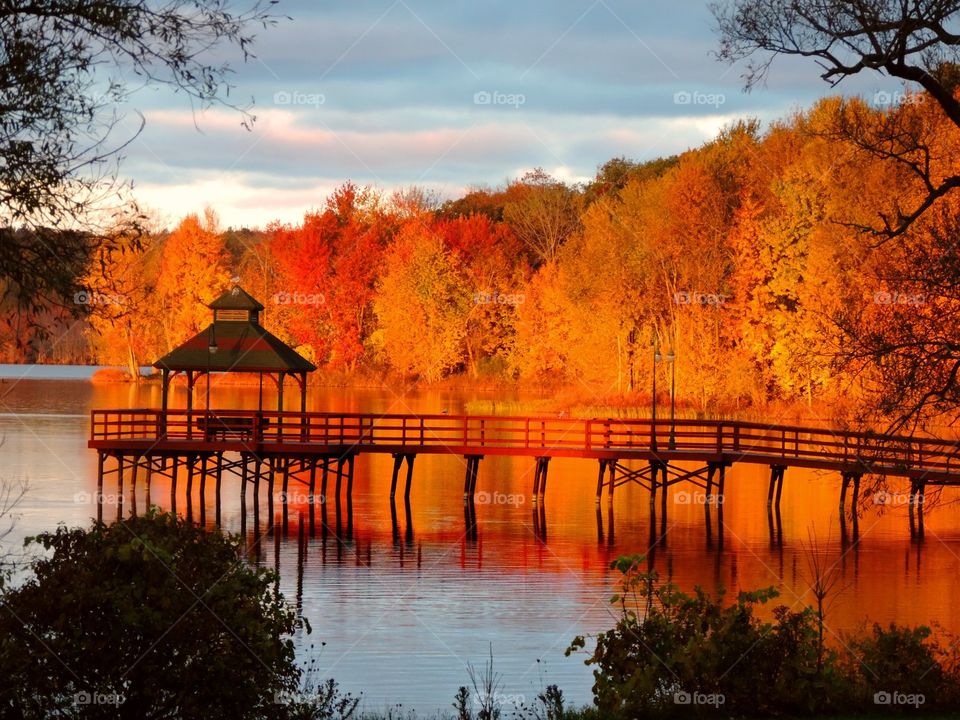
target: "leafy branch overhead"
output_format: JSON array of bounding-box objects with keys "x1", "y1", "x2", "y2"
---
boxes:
[
  {"x1": 713, "y1": 0, "x2": 960, "y2": 238},
  {"x1": 0, "y1": 0, "x2": 281, "y2": 313}
]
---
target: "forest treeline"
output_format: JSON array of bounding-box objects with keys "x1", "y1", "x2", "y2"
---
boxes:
[{"x1": 7, "y1": 93, "x2": 960, "y2": 426}]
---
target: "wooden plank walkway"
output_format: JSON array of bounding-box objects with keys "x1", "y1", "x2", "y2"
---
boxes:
[
  {"x1": 90, "y1": 409, "x2": 960, "y2": 483},
  {"x1": 87, "y1": 409, "x2": 960, "y2": 539}
]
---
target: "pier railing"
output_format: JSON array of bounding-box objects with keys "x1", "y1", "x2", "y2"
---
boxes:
[{"x1": 89, "y1": 409, "x2": 960, "y2": 481}]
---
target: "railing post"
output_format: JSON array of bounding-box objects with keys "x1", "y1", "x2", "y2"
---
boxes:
[
  {"x1": 733, "y1": 423, "x2": 740, "y2": 453},
  {"x1": 585, "y1": 420, "x2": 591, "y2": 452},
  {"x1": 717, "y1": 423, "x2": 724, "y2": 454},
  {"x1": 525, "y1": 418, "x2": 530, "y2": 449}
]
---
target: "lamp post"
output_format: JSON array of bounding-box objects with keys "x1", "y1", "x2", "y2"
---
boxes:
[
  {"x1": 206, "y1": 324, "x2": 218, "y2": 413},
  {"x1": 652, "y1": 329, "x2": 660, "y2": 452},
  {"x1": 667, "y1": 347, "x2": 676, "y2": 450}
]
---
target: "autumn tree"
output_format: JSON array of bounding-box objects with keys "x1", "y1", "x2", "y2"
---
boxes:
[
  {"x1": 509, "y1": 263, "x2": 577, "y2": 382},
  {"x1": 713, "y1": 0, "x2": 960, "y2": 238},
  {"x1": 84, "y1": 229, "x2": 157, "y2": 379},
  {"x1": 269, "y1": 183, "x2": 389, "y2": 369},
  {"x1": 372, "y1": 226, "x2": 471, "y2": 381},
  {"x1": 154, "y1": 210, "x2": 230, "y2": 349},
  {"x1": 503, "y1": 169, "x2": 583, "y2": 265},
  {"x1": 436, "y1": 214, "x2": 526, "y2": 376}
]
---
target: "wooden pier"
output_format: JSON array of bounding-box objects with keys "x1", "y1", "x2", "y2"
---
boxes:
[
  {"x1": 89, "y1": 409, "x2": 960, "y2": 538},
  {"x1": 88, "y1": 285, "x2": 960, "y2": 541}
]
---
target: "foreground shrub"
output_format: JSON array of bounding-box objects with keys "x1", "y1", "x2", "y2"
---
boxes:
[
  {"x1": 0, "y1": 509, "x2": 304, "y2": 719},
  {"x1": 568, "y1": 554, "x2": 960, "y2": 718}
]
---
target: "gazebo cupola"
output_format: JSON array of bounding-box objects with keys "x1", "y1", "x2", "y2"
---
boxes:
[
  {"x1": 210, "y1": 284, "x2": 263, "y2": 324},
  {"x1": 154, "y1": 284, "x2": 316, "y2": 414}
]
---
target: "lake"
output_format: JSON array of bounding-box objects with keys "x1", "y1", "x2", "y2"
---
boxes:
[{"x1": 3, "y1": 374, "x2": 960, "y2": 714}]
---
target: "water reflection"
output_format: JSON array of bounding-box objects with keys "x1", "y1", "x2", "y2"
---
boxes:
[{"x1": 5, "y1": 379, "x2": 960, "y2": 712}]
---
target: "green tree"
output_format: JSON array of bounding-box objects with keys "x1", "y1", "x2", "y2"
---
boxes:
[{"x1": 0, "y1": 510, "x2": 303, "y2": 719}]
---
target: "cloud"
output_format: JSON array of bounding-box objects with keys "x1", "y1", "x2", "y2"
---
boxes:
[{"x1": 111, "y1": 0, "x2": 911, "y2": 227}]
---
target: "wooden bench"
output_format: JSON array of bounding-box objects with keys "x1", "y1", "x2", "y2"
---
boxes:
[{"x1": 198, "y1": 415, "x2": 268, "y2": 441}]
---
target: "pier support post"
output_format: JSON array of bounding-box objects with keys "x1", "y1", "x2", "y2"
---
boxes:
[
  {"x1": 185, "y1": 454, "x2": 195, "y2": 521},
  {"x1": 130, "y1": 456, "x2": 139, "y2": 517},
  {"x1": 170, "y1": 455, "x2": 179, "y2": 515},
  {"x1": 404, "y1": 454, "x2": 415, "y2": 502},
  {"x1": 607, "y1": 459, "x2": 616, "y2": 503},
  {"x1": 464, "y1": 455, "x2": 482, "y2": 500},
  {"x1": 267, "y1": 458, "x2": 276, "y2": 531},
  {"x1": 240, "y1": 454, "x2": 248, "y2": 518},
  {"x1": 334, "y1": 457, "x2": 343, "y2": 500},
  {"x1": 912, "y1": 480, "x2": 926, "y2": 539},
  {"x1": 839, "y1": 470, "x2": 862, "y2": 521},
  {"x1": 199, "y1": 454, "x2": 207, "y2": 525},
  {"x1": 767, "y1": 466, "x2": 786, "y2": 511},
  {"x1": 346, "y1": 455, "x2": 355, "y2": 500},
  {"x1": 704, "y1": 463, "x2": 718, "y2": 541},
  {"x1": 308, "y1": 458, "x2": 318, "y2": 536},
  {"x1": 253, "y1": 456, "x2": 261, "y2": 512},
  {"x1": 282, "y1": 458, "x2": 291, "y2": 533},
  {"x1": 390, "y1": 454, "x2": 403, "y2": 499},
  {"x1": 215, "y1": 453, "x2": 223, "y2": 527},
  {"x1": 145, "y1": 456, "x2": 152, "y2": 508},
  {"x1": 116, "y1": 454, "x2": 125, "y2": 521},
  {"x1": 596, "y1": 459, "x2": 608, "y2": 503},
  {"x1": 717, "y1": 463, "x2": 726, "y2": 549},
  {"x1": 657, "y1": 461, "x2": 668, "y2": 521},
  {"x1": 532, "y1": 457, "x2": 550, "y2": 501},
  {"x1": 97, "y1": 452, "x2": 105, "y2": 523}
]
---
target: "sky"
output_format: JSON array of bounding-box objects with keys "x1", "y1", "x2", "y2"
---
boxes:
[{"x1": 118, "y1": 0, "x2": 907, "y2": 229}]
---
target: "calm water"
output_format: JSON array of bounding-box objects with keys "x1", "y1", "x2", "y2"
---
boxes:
[{"x1": 3, "y1": 376, "x2": 960, "y2": 714}]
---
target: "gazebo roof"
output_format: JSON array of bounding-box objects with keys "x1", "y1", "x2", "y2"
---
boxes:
[
  {"x1": 153, "y1": 286, "x2": 315, "y2": 374},
  {"x1": 209, "y1": 285, "x2": 264, "y2": 311}
]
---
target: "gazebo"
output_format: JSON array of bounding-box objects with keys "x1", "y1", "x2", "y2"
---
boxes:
[{"x1": 153, "y1": 284, "x2": 316, "y2": 415}]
